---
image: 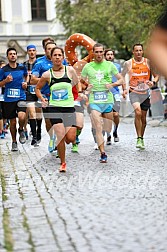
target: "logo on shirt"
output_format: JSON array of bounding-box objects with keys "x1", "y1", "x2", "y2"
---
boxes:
[{"x1": 95, "y1": 70, "x2": 104, "y2": 84}]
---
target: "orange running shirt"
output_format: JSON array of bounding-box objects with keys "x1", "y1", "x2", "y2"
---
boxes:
[{"x1": 129, "y1": 58, "x2": 150, "y2": 91}]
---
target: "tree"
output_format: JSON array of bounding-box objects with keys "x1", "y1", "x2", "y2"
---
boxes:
[{"x1": 55, "y1": 0, "x2": 165, "y2": 59}]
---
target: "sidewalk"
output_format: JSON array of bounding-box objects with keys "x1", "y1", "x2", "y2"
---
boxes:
[{"x1": 0, "y1": 114, "x2": 167, "y2": 252}]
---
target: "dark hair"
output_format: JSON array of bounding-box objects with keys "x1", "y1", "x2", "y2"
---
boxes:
[
  {"x1": 6, "y1": 47, "x2": 17, "y2": 56},
  {"x1": 50, "y1": 47, "x2": 64, "y2": 57},
  {"x1": 132, "y1": 43, "x2": 143, "y2": 50},
  {"x1": 42, "y1": 37, "x2": 55, "y2": 48},
  {"x1": 93, "y1": 43, "x2": 104, "y2": 52},
  {"x1": 44, "y1": 42, "x2": 57, "y2": 50},
  {"x1": 104, "y1": 48, "x2": 115, "y2": 57},
  {"x1": 0, "y1": 60, "x2": 6, "y2": 67}
]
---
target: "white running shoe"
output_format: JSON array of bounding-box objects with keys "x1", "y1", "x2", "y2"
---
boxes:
[{"x1": 94, "y1": 143, "x2": 98, "y2": 150}]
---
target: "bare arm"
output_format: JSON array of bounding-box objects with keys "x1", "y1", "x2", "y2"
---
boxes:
[
  {"x1": 30, "y1": 74, "x2": 40, "y2": 85},
  {"x1": 69, "y1": 66, "x2": 79, "y2": 86},
  {"x1": 35, "y1": 71, "x2": 50, "y2": 106},
  {"x1": 69, "y1": 66, "x2": 87, "y2": 100},
  {"x1": 120, "y1": 61, "x2": 130, "y2": 97},
  {"x1": 112, "y1": 73, "x2": 124, "y2": 86},
  {"x1": 0, "y1": 74, "x2": 13, "y2": 87},
  {"x1": 121, "y1": 61, "x2": 129, "y2": 78},
  {"x1": 105, "y1": 73, "x2": 124, "y2": 90}
]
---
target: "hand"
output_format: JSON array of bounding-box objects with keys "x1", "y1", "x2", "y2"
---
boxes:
[
  {"x1": 78, "y1": 93, "x2": 88, "y2": 101},
  {"x1": 122, "y1": 90, "x2": 127, "y2": 99},
  {"x1": 87, "y1": 84, "x2": 93, "y2": 91},
  {"x1": 41, "y1": 98, "x2": 48, "y2": 108},
  {"x1": 22, "y1": 82, "x2": 27, "y2": 89},
  {"x1": 146, "y1": 80, "x2": 154, "y2": 88},
  {"x1": 5, "y1": 73, "x2": 13, "y2": 84},
  {"x1": 105, "y1": 83, "x2": 112, "y2": 89}
]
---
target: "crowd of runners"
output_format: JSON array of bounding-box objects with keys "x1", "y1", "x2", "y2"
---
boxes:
[{"x1": 0, "y1": 36, "x2": 159, "y2": 172}]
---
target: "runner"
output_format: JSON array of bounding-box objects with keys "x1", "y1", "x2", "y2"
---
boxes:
[
  {"x1": 31, "y1": 41, "x2": 57, "y2": 152},
  {"x1": 104, "y1": 49, "x2": 122, "y2": 144},
  {"x1": 35, "y1": 46, "x2": 82, "y2": 172},
  {"x1": 23, "y1": 44, "x2": 42, "y2": 146},
  {"x1": 0, "y1": 48, "x2": 28, "y2": 151},
  {"x1": 80, "y1": 43, "x2": 123, "y2": 163},
  {"x1": 122, "y1": 43, "x2": 159, "y2": 149},
  {"x1": 0, "y1": 61, "x2": 6, "y2": 139}
]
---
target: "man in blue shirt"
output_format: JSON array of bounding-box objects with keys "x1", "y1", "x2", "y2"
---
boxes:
[
  {"x1": 23, "y1": 44, "x2": 43, "y2": 146},
  {"x1": 0, "y1": 48, "x2": 28, "y2": 151}
]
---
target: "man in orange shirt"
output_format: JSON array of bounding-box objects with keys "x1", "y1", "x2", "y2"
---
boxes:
[{"x1": 122, "y1": 43, "x2": 159, "y2": 149}]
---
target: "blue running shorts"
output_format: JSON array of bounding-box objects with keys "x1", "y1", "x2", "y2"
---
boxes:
[{"x1": 89, "y1": 103, "x2": 113, "y2": 113}]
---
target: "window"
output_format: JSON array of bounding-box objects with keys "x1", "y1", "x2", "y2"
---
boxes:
[{"x1": 31, "y1": 0, "x2": 46, "y2": 20}]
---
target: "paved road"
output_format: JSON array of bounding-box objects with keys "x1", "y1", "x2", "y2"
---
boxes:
[{"x1": 0, "y1": 114, "x2": 167, "y2": 252}]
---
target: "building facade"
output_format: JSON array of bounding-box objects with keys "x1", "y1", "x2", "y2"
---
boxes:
[{"x1": 0, "y1": 0, "x2": 66, "y2": 62}]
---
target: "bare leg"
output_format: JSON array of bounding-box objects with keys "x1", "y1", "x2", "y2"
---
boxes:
[
  {"x1": 141, "y1": 110, "x2": 147, "y2": 137},
  {"x1": 10, "y1": 118, "x2": 17, "y2": 142},
  {"x1": 133, "y1": 102, "x2": 142, "y2": 137}
]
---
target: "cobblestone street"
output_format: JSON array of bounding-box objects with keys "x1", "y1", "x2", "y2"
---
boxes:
[{"x1": 0, "y1": 113, "x2": 167, "y2": 252}]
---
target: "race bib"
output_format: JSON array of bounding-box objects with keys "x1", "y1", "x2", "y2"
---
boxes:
[
  {"x1": 94, "y1": 91, "x2": 108, "y2": 102},
  {"x1": 7, "y1": 88, "x2": 20, "y2": 98},
  {"x1": 0, "y1": 94, "x2": 4, "y2": 101},
  {"x1": 52, "y1": 89, "x2": 68, "y2": 101},
  {"x1": 28, "y1": 85, "x2": 36, "y2": 94},
  {"x1": 114, "y1": 93, "x2": 121, "y2": 102},
  {"x1": 134, "y1": 83, "x2": 149, "y2": 92}
]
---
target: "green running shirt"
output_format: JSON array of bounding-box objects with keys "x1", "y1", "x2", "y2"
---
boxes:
[
  {"x1": 49, "y1": 68, "x2": 74, "y2": 107},
  {"x1": 81, "y1": 60, "x2": 118, "y2": 104}
]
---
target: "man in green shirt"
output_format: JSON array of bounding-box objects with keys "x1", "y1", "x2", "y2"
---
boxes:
[{"x1": 80, "y1": 43, "x2": 123, "y2": 163}]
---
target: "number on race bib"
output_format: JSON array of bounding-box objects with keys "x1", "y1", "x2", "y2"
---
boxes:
[
  {"x1": 52, "y1": 89, "x2": 68, "y2": 101},
  {"x1": 7, "y1": 88, "x2": 20, "y2": 98},
  {"x1": 94, "y1": 91, "x2": 108, "y2": 102}
]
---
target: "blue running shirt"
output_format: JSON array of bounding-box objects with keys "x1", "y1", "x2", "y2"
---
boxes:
[{"x1": 0, "y1": 63, "x2": 27, "y2": 102}]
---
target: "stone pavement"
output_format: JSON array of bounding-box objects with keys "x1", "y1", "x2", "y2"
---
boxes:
[{"x1": 0, "y1": 113, "x2": 167, "y2": 252}]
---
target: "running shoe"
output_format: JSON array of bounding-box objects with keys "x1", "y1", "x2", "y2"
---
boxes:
[
  {"x1": 72, "y1": 143, "x2": 78, "y2": 153},
  {"x1": 106, "y1": 135, "x2": 111, "y2": 145},
  {"x1": 3, "y1": 128, "x2": 8, "y2": 134},
  {"x1": 24, "y1": 131, "x2": 28, "y2": 140},
  {"x1": 56, "y1": 150, "x2": 59, "y2": 158},
  {"x1": 140, "y1": 138, "x2": 145, "y2": 150},
  {"x1": 37, "y1": 130, "x2": 41, "y2": 143},
  {"x1": 48, "y1": 135, "x2": 56, "y2": 153},
  {"x1": 18, "y1": 128, "x2": 26, "y2": 144},
  {"x1": 31, "y1": 138, "x2": 38, "y2": 147},
  {"x1": 3, "y1": 123, "x2": 9, "y2": 134},
  {"x1": 100, "y1": 152, "x2": 107, "y2": 163},
  {"x1": 0, "y1": 132, "x2": 5, "y2": 139},
  {"x1": 136, "y1": 137, "x2": 142, "y2": 148},
  {"x1": 59, "y1": 163, "x2": 66, "y2": 172},
  {"x1": 113, "y1": 132, "x2": 119, "y2": 142},
  {"x1": 11, "y1": 142, "x2": 18, "y2": 151},
  {"x1": 94, "y1": 143, "x2": 98, "y2": 150}
]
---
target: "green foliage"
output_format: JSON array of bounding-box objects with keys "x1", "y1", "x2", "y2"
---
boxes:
[{"x1": 55, "y1": 0, "x2": 165, "y2": 59}]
